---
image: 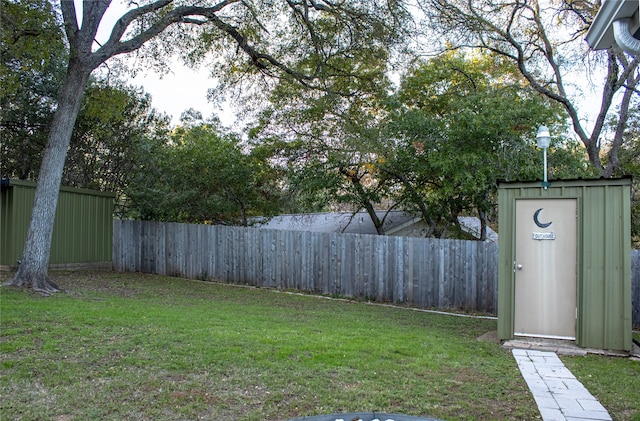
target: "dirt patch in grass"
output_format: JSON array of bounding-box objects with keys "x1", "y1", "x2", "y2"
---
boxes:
[
  {"x1": 53, "y1": 270, "x2": 158, "y2": 297},
  {"x1": 476, "y1": 330, "x2": 500, "y2": 344}
]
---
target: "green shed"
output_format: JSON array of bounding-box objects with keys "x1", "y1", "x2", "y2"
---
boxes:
[
  {"x1": 1, "y1": 179, "x2": 114, "y2": 270},
  {"x1": 497, "y1": 178, "x2": 632, "y2": 352}
]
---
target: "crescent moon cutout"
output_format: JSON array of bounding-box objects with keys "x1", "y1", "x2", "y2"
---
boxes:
[{"x1": 533, "y1": 208, "x2": 552, "y2": 228}]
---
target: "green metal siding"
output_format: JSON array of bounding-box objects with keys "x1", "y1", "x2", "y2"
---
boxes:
[
  {"x1": 579, "y1": 182, "x2": 632, "y2": 351},
  {"x1": 0, "y1": 179, "x2": 114, "y2": 267},
  {"x1": 498, "y1": 178, "x2": 632, "y2": 352},
  {"x1": 497, "y1": 185, "x2": 515, "y2": 341},
  {"x1": 1, "y1": 181, "x2": 36, "y2": 267}
]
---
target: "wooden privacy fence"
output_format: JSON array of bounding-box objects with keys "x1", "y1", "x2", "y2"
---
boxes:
[
  {"x1": 632, "y1": 250, "x2": 640, "y2": 329},
  {"x1": 113, "y1": 220, "x2": 499, "y2": 314},
  {"x1": 113, "y1": 220, "x2": 640, "y2": 327}
]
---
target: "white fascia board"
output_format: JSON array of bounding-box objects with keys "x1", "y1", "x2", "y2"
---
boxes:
[
  {"x1": 385, "y1": 216, "x2": 423, "y2": 236},
  {"x1": 586, "y1": 0, "x2": 639, "y2": 50}
]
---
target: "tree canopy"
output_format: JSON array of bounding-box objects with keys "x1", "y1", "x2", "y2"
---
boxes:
[
  {"x1": 127, "y1": 114, "x2": 282, "y2": 225},
  {"x1": 0, "y1": 0, "x2": 67, "y2": 179},
  {"x1": 1, "y1": 3, "x2": 170, "y2": 214},
  {"x1": 250, "y1": 49, "x2": 591, "y2": 238},
  {"x1": 382, "y1": 50, "x2": 592, "y2": 237},
  {"x1": 4, "y1": 0, "x2": 410, "y2": 293},
  {"x1": 418, "y1": 0, "x2": 639, "y2": 177}
]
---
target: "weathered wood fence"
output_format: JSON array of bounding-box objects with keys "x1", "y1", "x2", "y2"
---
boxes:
[
  {"x1": 113, "y1": 220, "x2": 499, "y2": 313},
  {"x1": 113, "y1": 220, "x2": 640, "y2": 327},
  {"x1": 632, "y1": 251, "x2": 640, "y2": 330}
]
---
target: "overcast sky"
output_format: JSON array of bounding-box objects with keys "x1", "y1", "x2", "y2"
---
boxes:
[
  {"x1": 126, "y1": 62, "x2": 236, "y2": 127},
  {"x1": 87, "y1": 0, "x2": 235, "y2": 127}
]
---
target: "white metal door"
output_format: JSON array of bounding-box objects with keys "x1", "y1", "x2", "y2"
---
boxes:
[{"x1": 514, "y1": 199, "x2": 577, "y2": 339}]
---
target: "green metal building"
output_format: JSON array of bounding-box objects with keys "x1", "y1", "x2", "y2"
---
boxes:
[
  {"x1": 1, "y1": 179, "x2": 114, "y2": 270},
  {"x1": 497, "y1": 178, "x2": 632, "y2": 352}
]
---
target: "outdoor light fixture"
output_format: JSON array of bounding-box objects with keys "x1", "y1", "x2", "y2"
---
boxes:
[{"x1": 536, "y1": 125, "x2": 551, "y2": 189}]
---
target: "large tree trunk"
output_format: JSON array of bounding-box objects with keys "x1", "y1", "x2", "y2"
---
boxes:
[{"x1": 5, "y1": 60, "x2": 92, "y2": 294}]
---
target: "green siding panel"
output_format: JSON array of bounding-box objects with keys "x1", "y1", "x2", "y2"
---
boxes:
[
  {"x1": 0, "y1": 179, "x2": 114, "y2": 267},
  {"x1": 498, "y1": 178, "x2": 632, "y2": 352}
]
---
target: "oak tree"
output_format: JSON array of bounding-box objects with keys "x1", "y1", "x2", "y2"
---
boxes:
[{"x1": 6, "y1": 0, "x2": 408, "y2": 293}]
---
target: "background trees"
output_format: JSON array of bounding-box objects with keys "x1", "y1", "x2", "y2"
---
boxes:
[
  {"x1": 127, "y1": 114, "x2": 282, "y2": 225},
  {"x1": 3, "y1": 79, "x2": 172, "y2": 217},
  {"x1": 249, "y1": 0, "x2": 636, "y2": 239},
  {"x1": 252, "y1": 50, "x2": 590, "y2": 238},
  {"x1": 0, "y1": 0, "x2": 67, "y2": 180},
  {"x1": 419, "y1": 0, "x2": 640, "y2": 178},
  {"x1": 64, "y1": 82, "x2": 171, "y2": 216},
  {"x1": 380, "y1": 51, "x2": 591, "y2": 239},
  {"x1": 247, "y1": 32, "x2": 399, "y2": 232}
]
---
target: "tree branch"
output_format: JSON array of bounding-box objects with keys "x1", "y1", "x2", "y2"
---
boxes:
[
  {"x1": 94, "y1": 0, "x2": 240, "y2": 66},
  {"x1": 59, "y1": 0, "x2": 80, "y2": 49}
]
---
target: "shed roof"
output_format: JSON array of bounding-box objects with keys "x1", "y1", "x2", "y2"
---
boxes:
[
  {"x1": 256, "y1": 210, "x2": 416, "y2": 235},
  {"x1": 255, "y1": 210, "x2": 498, "y2": 241},
  {"x1": 497, "y1": 177, "x2": 632, "y2": 189}
]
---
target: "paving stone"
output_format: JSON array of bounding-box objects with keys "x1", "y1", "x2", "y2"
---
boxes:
[
  {"x1": 561, "y1": 379, "x2": 589, "y2": 391},
  {"x1": 518, "y1": 360, "x2": 537, "y2": 368},
  {"x1": 527, "y1": 350, "x2": 555, "y2": 357},
  {"x1": 554, "y1": 398, "x2": 584, "y2": 411},
  {"x1": 577, "y1": 399, "x2": 608, "y2": 412},
  {"x1": 540, "y1": 368, "x2": 576, "y2": 380},
  {"x1": 524, "y1": 377, "x2": 549, "y2": 389},
  {"x1": 520, "y1": 368, "x2": 541, "y2": 379},
  {"x1": 531, "y1": 356, "x2": 549, "y2": 364},
  {"x1": 545, "y1": 379, "x2": 570, "y2": 391},
  {"x1": 534, "y1": 396, "x2": 560, "y2": 409},
  {"x1": 529, "y1": 385, "x2": 553, "y2": 395},
  {"x1": 551, "y1": 388, "x2": 600, "y2": 400},
  {"x1": 561, "y1": 409, "x2": 612, "y2": 420},
  {"x1": 565, "y1": 418, "x2": 603, "y2": 421},
  {"x1": 538, "y1": 366, "x2": 573, "y2": 378},
  {"x1": 538, "y1": 406, "x2": 566, "y2": 421}
]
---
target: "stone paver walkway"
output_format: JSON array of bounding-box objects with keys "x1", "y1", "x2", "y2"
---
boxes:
[{"x1": 512, "y1": 349, "x2": 612, "y2": 421}]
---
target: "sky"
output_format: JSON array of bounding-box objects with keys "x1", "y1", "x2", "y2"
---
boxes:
[
  {"x1": 88, "y1": 0, "x2": 235, "y2": 127},
  {"x1": 126, "y1": 62, "x2": 236, "y2": 127}
]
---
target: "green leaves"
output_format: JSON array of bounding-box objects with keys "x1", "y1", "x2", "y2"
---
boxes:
[
  {"x1": 380, "y1": 51, "x2": 581, "y2": 235},
  {"x1": 63, "y1": 81, "x2": 171, "y2": 216},
  {"x1": 127, "y1": 117, "x2": 282, "y2": 225},
  {"x1": 0, "y1": 0, "x2": 68, "y2": 179},
  {"x1": 0, "y1": 0, "x2": 65, "y2": 97}
]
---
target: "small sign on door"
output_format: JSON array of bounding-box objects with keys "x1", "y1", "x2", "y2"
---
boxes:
[{"x1": 532, "y1": 232, "x2": 556, "y2": 240}]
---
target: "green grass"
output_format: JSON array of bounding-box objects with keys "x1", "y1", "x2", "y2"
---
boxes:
[
  {"x1": 0, "y1": 271, "x2": 638, "y2": 420},
  {"x1": 561, "y1": 354, "x2": 640, "y2": 421}
]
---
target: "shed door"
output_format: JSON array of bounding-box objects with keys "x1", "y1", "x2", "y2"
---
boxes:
[{"x1": 514, "y1": 199, "x2": 577, "y2": 339}]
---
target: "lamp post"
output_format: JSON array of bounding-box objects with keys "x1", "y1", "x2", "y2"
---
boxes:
[{"x1": 536, "y1": 125, "x2": 551, "y2": 189}]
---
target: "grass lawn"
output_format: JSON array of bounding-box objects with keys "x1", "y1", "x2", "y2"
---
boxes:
[{"x1": 1, "y1": 271, "x2": 638, "y2": 421}]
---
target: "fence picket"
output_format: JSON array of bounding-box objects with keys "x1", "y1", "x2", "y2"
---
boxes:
[{"x1": 633, "y1": 250, "x2": 640, "y2": 329}]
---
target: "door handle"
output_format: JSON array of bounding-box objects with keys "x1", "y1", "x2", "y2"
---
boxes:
[{"x1": 516, "y1": 263, "x2": 523, "y2": 270}]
